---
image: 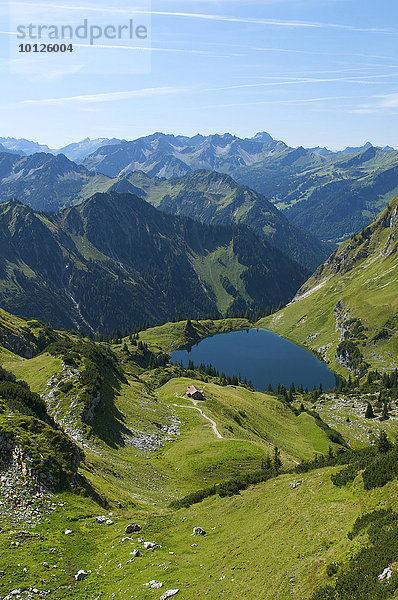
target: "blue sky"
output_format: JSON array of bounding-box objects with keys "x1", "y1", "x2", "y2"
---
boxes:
[{"x1": 1, "y1": 0, "x2": 398, "y2": 149}]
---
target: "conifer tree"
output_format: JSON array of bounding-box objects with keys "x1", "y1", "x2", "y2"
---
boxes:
[{"x1": 273, "y1": 446, "x2": 282, "y2": 473}]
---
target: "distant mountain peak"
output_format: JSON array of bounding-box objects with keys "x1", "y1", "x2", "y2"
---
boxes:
[{"x1": 252, "y1": 131, "x2": 274, "y2": 142}]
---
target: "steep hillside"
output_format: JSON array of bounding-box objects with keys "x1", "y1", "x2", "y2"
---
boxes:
[
  {"x1": 126, "y1": 169, "x2": 332, "y2": 272},
  {"x1": 0, "y1": 193, "x2": 307, "y2": 333},
  {"x1": 259, "y1": 197, "x2": 398, "y2": 375},
  {"x1": 0, "y1": 307, "x2": 62, "y2": 358}
]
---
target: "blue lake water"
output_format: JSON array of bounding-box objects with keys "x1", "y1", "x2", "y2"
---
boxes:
[{"x1": 171, "y1": 328, "x2": 337, "y2": 391}]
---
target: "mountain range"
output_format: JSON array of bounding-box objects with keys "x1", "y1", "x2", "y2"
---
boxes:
[
  {"x1": 0, "y1": 153, "x2": 331, "y2": 272},
  {"x1": 1, "y1": 130, "x2": 398, "y2": 246},
  {"x1": 0, "y1": 136, "x2": 123, "y2": 161},
  {"x1": 124, "y1": 169, "x2": 332, "y2": 272},
  {"x1": 81, "y1": 132, "x2": 398, "y2": 243},
  {"x1": 0, "y1": 151, "x2": 110, "y2": 212},
  {"x1": 0, "y1": 192, "x2": 308, "y2": 333}
]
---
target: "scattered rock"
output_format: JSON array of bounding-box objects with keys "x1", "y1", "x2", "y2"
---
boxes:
[
  {"x1": 64, "y1": 529, "x2": 73, "y2": 535},
  {"x1": 95, "y1": 515, "x2": 108, "y2": 524},
  {"x1": 146, "y1": 580, "x2": 162, "y2": 589},
  {"x1": 125, "y1": 417, "x2": 181, "y2": 452},
  {"x1": 192, "y1": 527, "x2": 206, "y2": 536},
  {"x1": 160, "y1": 590, "x2": 179, "y2": 600},
  {"x1": 131, "y1": 549, "x2": 141, "y2": 557},
  {"x1": 289, "y1": 481, "x2": 302, "y2": 489},
  {"x1": 378, "y1": 567, "x2": 392, "y2": 581},
  {"x1": 144, "y1": 541, "x2": 161, "y2": 550},
  {"x1": 75, "y1": 570, "x2": 88, "y2": 581},
  {"x1": 125, "y1": 523, "x2": 141, "y2": 534}
]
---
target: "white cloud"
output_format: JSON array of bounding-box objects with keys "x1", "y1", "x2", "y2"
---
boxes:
[
  {"x1": 204, "y1": 95, "x2": 368, "y2": 109},
  {"x1": 10, "y1": 2, "x2": 393, "y2": 33},
  {"x1": 377, "y1": 93, "x2": 398, "y2": 108},
  {"x1": 210, "y1": 72, "x2": 398, "y2": 91},
  {"x1": 21, "y1": 86, "x2": 184, "y2": 105}
]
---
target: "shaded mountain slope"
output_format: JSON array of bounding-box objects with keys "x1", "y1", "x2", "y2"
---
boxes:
[
  {"x1": 0, "y1": 151, "x2": 331, "y2": 271},
  {"x1": 0, "y1": 193, "x2": 308, "y2": 333},
  {"x1": 125, "y1": 169, "x2": 332, "y2": 272}
]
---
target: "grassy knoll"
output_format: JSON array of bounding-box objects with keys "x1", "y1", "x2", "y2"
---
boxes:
[
  {"x1": 158, "y1": 378, "x2": 336, "y2": 465},
  {"x1": 2, "y1": 353, "x2": 63, "y2": 393},
  {"x1": 73, "y1": 375, "x2": 337, "y2": 507}
]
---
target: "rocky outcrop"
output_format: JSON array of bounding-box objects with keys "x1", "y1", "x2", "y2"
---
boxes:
[
  {"x1": 160, "y1": 590, "x2": 179, "y2": 600},
  {"x1": 0, "y1": 433, "x2": 51, "y2": 526},
  {"x1": 382, "y1": 201, "x2": 398, "y2": 256},
  {"x1": 125, "y1": 523, "x2": 141, "y2": 534},
  {"x1": 0, "y1": 428, "x2": 81, "y2": 493},
  {"x1": 0, "y1": 314, "x2": 59, "y2": 359},
  {"x1": 334, "y1": 301, "x2": 352, "y2": 341},
  {"x1": 82, "y1": 389, "x2": 101, "y2": 423}
]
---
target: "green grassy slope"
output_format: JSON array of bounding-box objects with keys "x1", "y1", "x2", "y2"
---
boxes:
[
  {"x1": 2, "y1": 348, "x2": 335, "y2": 503},
  {"x1": 160, "y1": 378, "x2": 332, "y2": 464},
  {"x1": 259, "y1": 198, "x2": 398, "y2": 376},
  {"x1": 2, "y1": 466, "x2": 398, "y2": 600},
  {"x1": 1, "y1": 308, "x2": 398, "y2": 599}
]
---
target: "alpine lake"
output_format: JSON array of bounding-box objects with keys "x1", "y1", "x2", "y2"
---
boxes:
[{"x1": 171, "y1": 328, "x2": 337, "y2": 391}]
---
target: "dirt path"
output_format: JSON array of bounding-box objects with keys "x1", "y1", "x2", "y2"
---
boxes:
[{"x1": 174, "y1": 396, "x2": 223, "y2": 439}]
